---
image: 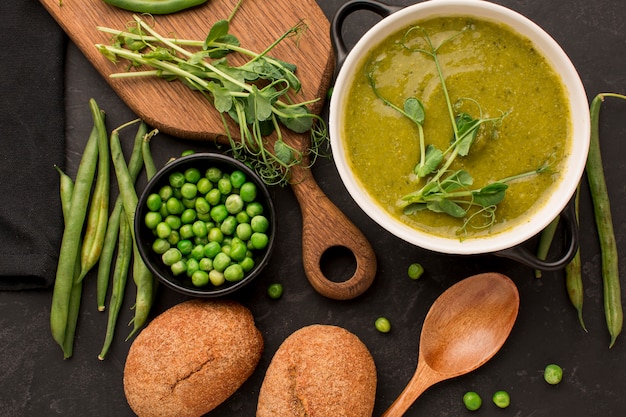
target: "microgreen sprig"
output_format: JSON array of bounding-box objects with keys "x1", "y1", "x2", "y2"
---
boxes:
[
  {"x1": 367, "y1": 25, "x2": 549, "y2": 235},
  {"x1": 96, "y1": 6, "x2": 328, "y2": 186}
]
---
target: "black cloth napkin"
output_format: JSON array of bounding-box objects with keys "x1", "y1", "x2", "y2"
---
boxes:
[{"x1": 0, "y1": 1, "x2": 66, "y2": 290}]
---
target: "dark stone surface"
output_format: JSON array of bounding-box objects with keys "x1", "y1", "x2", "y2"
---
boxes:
[{"x1": 1, "y1": 0, "x2": 625, "y2": 416}]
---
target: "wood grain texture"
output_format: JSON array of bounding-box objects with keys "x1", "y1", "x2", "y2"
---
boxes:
[
  {"x1": 39, "y1": 0, "x2": 377, "y2": 299},
  {"x1": 38, "y1": 0, "x2": 332, "y2": 140}
]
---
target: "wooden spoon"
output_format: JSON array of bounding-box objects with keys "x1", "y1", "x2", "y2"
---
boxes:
[
  {"x1": 38, "y1": 0, "x2": 376, "y2": 300},
  {"x1": 382, "y1": 272, "x2": 519, "y2": 416}
]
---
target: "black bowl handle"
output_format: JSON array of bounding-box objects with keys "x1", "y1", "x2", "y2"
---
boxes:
[
  {"x1": 331, "y1": 0, "x2": 403, "y2": 75},
  {"x1": 494, "y1": 198, "x2": 579, "y2": 271}
]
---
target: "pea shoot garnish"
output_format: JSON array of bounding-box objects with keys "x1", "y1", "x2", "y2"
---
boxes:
[
  {"x1": 367, "y1": 26, "x2": 551, "y2": 236},
  {"x1": 96, "y1": 2, "x2": 328, "y2": 186}
]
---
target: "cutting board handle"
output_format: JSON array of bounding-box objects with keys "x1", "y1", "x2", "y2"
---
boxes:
[{"x1": 289, "y1": 163, "x2": 376, "y2": 300}]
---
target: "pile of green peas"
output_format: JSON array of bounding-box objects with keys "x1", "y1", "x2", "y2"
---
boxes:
[{"x1": 143, "y1": 164, "x2": 271, "y2": 288}]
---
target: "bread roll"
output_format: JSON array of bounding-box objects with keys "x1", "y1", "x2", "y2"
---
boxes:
[
  {"x1": 257, "y1": 324, "x2": 377, "y2": 417},
  {"x1": 124, "y1": 299, "x2": 263, "y2": 417}
]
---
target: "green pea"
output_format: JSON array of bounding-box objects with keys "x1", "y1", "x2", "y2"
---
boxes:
[
  {"x1": 151, "y1": 238, "x2": 170, "y2": 255},
  {"x1": 181, "y1": 150, "x2": 195, "y2": 157},
  {"x1": 166, "y1": 197, "x2": 183, "y2": 215},
  {"x1": 240, "y1": 182, "x2": 257, "y2": 202},
  {"x1": 210, "y1": 204, "x2": 229, "y2": 223},
  {"x1": 146, "y1": 193, "x2": 162, "y2": 211},
  {"x1": 209, "y1": 269, "x2": 225, "y2": 286},
  {"x1": 199, "y1": 257, "x2": 213, "y2": 272},
  {"x1": 267, "y1": 283, "x2": 283, "y2": 299},
  {"x1": 170, "y1": 260, "x2": 187, "y2": 276},
  {"x1": 205, "y1": 167, "x2": 222, "y2": 183},
  {"x1": 191, "y1": 270, "x2": 209, "y2": 287},
  {"x1": 221, "y1": 244, "x2": 231, "y2": 257},
  {"x1": 251, "y1": 215, "x2": 269, "y2": 233},
  {"x1": 245, "y1": 201, "x2": 264, "y2": 217},
  {"x1": 224, "y1": 264, "x2": 244, "y2": 282},
  {"x1": 167, "y1": 230, "x2": 180, "y2": 246},
  {"x1": 164, "y1": 215, "x2": 182, "y2": 231},
  {"x1": 181, "y1": 182, "x2": 198, "y2": 199},
  {"x1": 236, "y1": 211, "x2": 250, "y2": 224},
  {"x1": 159, "y1": 202, "x2": 169, "y2": 218},
  {"x1": 162, "y1": 248, "x2": 182, "y2": 266},
  {"x1": 375, "y1": 317, "x2": 391, "y2": 333},
  {"x1": 158, "y1": 185, "x2": 173, "y2": 201},
  {"x1": 463, "y1": 391, "x2": 482, "y2": 411},
  {"x1": 225, "y1": 194, "x2": 244, "y2": 214},
  {"x1": 192, "y1": 220, "x2": 208, "y2": 238},
  {"x1": 236, "y1": 223, "x2": 253, "y2": 241},
  {"x1": 196, "y1": 177, "x2": 212, "y2": 195},
  {"x1": 204, "y1": 241, "x2": 222, "y2": 258},
  {"x1": 196, "y1": 211, "x2": 212, "y2": 222},
  {"x1": 186, "y1": 258, "x2": 199, "y2": 277},
  {"x1": 492, "y1": 390, "x2": 510, "y2": 409},
  {"x1": 173, "y1": 188, "x2": 183, "y2": 199},
  {"x1": 176, "y1": 239, "x2": 193, "y2": 255},
  {"x1": 194, "y1": 235, "x2": 209, "y2": 246},
  {"x1": 220, "y1": 215, "x2": 238, "y2": 236},
  {"x1": 250, "y1": 232, "x2": 269, "y2": 250},
  {"x1": 169, "y1": 171, "x2": 185, "y2": 188},
  {"x1": 218, "y1": 177, "x2": 232, "y2": 195},
  {"x1": 239, "y1": 257, "x2": 255, "y2": 272},
  {"x1": 182, "y1": 197, "x2": 197, "y2": 209},
  {"x1": 206, "y1": 188, "x2": 222, "y2": 205},
  {"x1": 184, "y1": 167, "x2": 201, "y2": 184},
  {"x1": 408, "y1": 263, "x2": 424, "y2": 280},
  {"x1": 144, "y1": 211, "x2": 162, "y2": 230},
  {"x1": 179, "y1": 224, "x2": 194, "y2": 240},
  {"x1": 229, "y1": 170, "x2": 247, "y2": 189},
  {"x1": 195, "y1": 196, "x2": 210, "y2": 214},
  {"x1": 213, "y1": 252, "x2": 231, "y2": 272},
  {"x1": 156, "y1": 222, "x2": 172, "y2": 239},
  {"x1": 190, "y1": 244, "x2": 205, "y2": 261},
  {"x1": 208, "y1": 227, "x2": 224, "y2": 243},
  {"x1": 544, "y1": 364, "x2": 563, "y2": 385},
  {"x1": 230, "y1": 238, "x2": 248, "y2": 261},
  {"x1": 181, "y1": 208, "x2": 197, "y2": 224}
]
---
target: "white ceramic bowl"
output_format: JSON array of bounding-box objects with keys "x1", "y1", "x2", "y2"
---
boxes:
[{"x1": 329, "y1": 0, "x2": 589, "y2": 257}]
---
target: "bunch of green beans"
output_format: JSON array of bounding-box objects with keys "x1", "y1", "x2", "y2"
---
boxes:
[{"x1": 50, "y1": 99, "x2": 158, "y2": 359}]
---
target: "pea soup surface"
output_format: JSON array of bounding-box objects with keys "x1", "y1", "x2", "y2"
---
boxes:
[{"x1": 342, "y1": 17, "x2": 571, "y2": 238}]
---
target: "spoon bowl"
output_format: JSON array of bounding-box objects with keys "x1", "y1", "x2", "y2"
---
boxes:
[{"x1": 382, "y1": 272, "x2": 519, "y2": 416}]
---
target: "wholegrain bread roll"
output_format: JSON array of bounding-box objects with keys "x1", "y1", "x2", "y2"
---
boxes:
[
  {"x1": 124, "y1": 299, "x2": 263, "y2": 417},
  {"x1": 257, "y1": 324, "x2": 377, "y2": 417}
]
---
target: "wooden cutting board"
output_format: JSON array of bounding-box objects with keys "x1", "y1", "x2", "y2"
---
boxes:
[{"x1": 39, "y1": 0, "x2": 376, "y2": 300}]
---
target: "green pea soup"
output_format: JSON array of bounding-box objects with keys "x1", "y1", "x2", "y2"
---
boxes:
[{"x1": 342, "y1": 16, "x2": 571, "y2": 239}]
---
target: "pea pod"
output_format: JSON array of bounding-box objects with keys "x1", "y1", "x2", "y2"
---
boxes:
[
  {"x1": 79, "y1": 99, "x2": 110, "y2": 282},
  {"x1": 50, "y1": 125, "x2": 99, "y2": 353},
  {"x1": 102, "y1": 0, "x2": 209, "y2": 14},
  {"x1": 565, "y1": 185, "x2": 586, "y2": 331},
  {"x1": 96, "y1": 121, "x2": 147, "y2": 311},
  {"x1": 588, "y1": 93, "x2": 624, "y2": 348}
]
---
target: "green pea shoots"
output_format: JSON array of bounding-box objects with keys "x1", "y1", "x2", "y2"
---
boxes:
[
  {"x1": 367, "y1": 26, "x2": 550, "y2": 236},
  {"x1": 96, "y1": 1, "x2": 328, "y2": 186}
]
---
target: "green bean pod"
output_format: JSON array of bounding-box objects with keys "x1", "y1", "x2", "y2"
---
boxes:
[
  {"x1": 54, "y1": 165, "x2": 83, "y2": 359},
  {"x1": 110, "y1": 128, "x2": 155, "y2": 339},
  {"x1": 96, "y1": 122, "x2": 147, "y2": 311},
  {"x1": 102, "y1": 0, "x2": 209, "y2": 14},
  {"x1": 565, "y1": 185, "x2": 586, "y2": 331},
  {"x1": 588, "y1": 93, "x2": 624, "y2": 348},
  {"x1": 535, "y1": 215, "x2": 560, "y2": 278},
  {"x1": 79, "y1": 100, "x2": 110, "y2": 282},
  {"x1": 98, "y1": 213, "x2": 132, "y2": 360},
  {"x1": 50, "y1": 126, "x2": 99, "y2": 352}
]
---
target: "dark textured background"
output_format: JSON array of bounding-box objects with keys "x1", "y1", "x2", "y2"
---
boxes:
[{"x1": 1, "y1": 0, "x2": 625, "y2": 415}]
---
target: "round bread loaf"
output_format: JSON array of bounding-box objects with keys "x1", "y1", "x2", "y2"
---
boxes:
[
  {"x1": 256, "y1": 324, "x2": 377, "y2": 417},
  {"x1": 124, "y1": 299, "x2": 263, "y2": 417}
]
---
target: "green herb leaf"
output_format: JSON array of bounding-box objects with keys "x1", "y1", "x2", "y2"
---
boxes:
[
  {"x1": 278, "y1": 105, "x2": 313, "y2": 133},
  {"x1": 404, "y1": 98, "x2": 425, "y2": 125},
  {"x1": 440, "y1": 170, "x2": 473, "y2": 193},
  {"x1": 416, "y1": 144, "x2": 443, "y2": 177},
  {"x1": 455, "y1": 113, "x2": 481, "y2": 156},
  {"x1": 274, "y1": 140, "x2": 293, "y2": 164},
  {"x1": 472, "y1": 182, "x2": 508, "y2": 207},
  {"x1": 438, "y1": 198, "x2": 467, "y2": 218},
  {"x1": 203, "y1": 20, "x2": 230, "y2": 49}
]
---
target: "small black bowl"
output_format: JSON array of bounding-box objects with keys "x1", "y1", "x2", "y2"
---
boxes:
[{"x1": 135, "y1": 152, "x2": 275, "y2": 297}]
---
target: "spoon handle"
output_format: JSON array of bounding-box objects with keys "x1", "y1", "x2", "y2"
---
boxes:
[{"x1": 381, "y1": 363, "x2": 439, "y2": 417}]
